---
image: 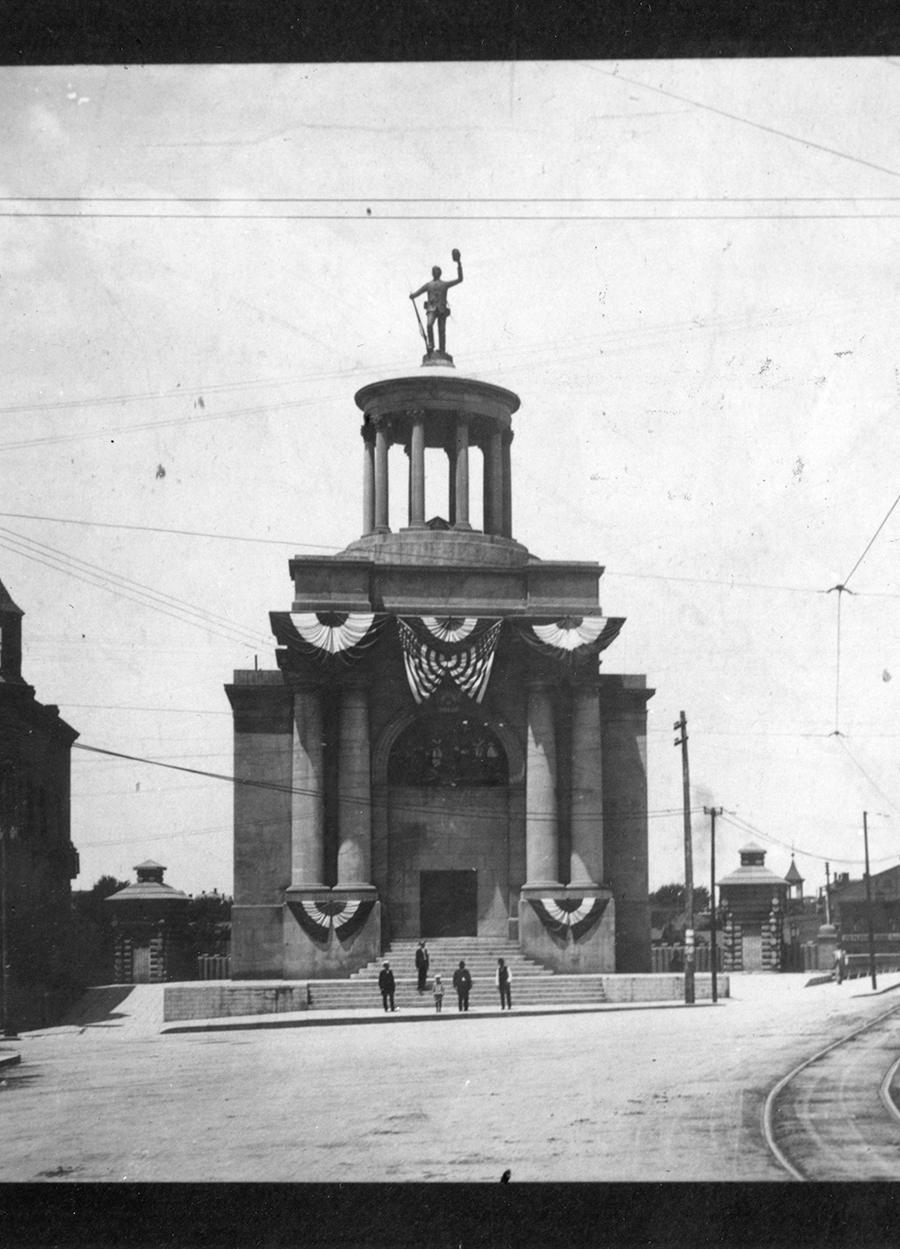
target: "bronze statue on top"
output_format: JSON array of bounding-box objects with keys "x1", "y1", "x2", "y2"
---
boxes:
[{"x1": 410, "y1": 249, "x2": 463, "y2": 361}]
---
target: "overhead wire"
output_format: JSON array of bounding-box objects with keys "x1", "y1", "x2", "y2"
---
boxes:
[
  {"x1": 833, "y1": 736, "x2": 900, "y2": 820},
  {"x1": 841, "y1": 487, "x2": 900, "y2": 588},
  {"x1": 6, "y1": 209, "x2": 900, "y2": 220},
  {"x1": 0, "y1": 525, "x2": 271, "y2": 651},
  {"x1": 71, "y1": 740, "x2": 694, "y2": 825},
  {"x1": 6, "y1": 505, "x2": 897, "y2": 597},
  {"x1": 718, "y1": 811, "x2": 895, "y2": 869},
  {"x1": 0, "y1": 511, "x2": 337, "y2": 552},
  {"x1": 577, "y1": 62, "x2": 900, "y2": 183}
]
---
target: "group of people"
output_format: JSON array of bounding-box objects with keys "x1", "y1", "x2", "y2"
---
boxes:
[{"x1": 377, "y1": 941, "x2": 513, "y2": 1013}]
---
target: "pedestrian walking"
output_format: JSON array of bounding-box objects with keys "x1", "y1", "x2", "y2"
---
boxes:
[
  {"x1": 433, "y1": 974, "x2": 444, "y2": 1013},
  {"x1": 415, "y1": 940, "x2": 430, "y2": 993},
  {"x1": 833, "y1": 946, "x2": 847, "y2": 985},
  {"x1": 496, "y1": 957, "x2": 512, "y2": 1010},
  {"x1": 452, "y1": 959, "x2": 472, "y2": 1012},
  {"x1": 378, "y1": 961, "x2": 396, "y2": 1012}
]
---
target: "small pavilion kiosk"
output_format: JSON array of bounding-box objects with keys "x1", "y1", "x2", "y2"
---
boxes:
[
  {"x1": 105, "y1": 860, "x2": 191, "y2": 983},
  {"x1": 718, "y1": 843, "x2": 789, "y2": 972}
]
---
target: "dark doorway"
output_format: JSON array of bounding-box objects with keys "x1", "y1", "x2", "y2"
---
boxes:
[{"x1": 420, "y1": 870, "x2": 478, "y2": 937}]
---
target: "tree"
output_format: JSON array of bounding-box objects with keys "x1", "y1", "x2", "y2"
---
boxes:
[
  {"x1": 69, "y1": 875, "x2": 130, "y2": 984},
  {"x1": 649, "y1": 883, "x2": 711, "y2": 911},
  {"x1": 184, "y1": 892, "x2": 232, "y2": 959}
]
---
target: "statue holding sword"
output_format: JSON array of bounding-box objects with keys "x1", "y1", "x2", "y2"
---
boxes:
[{"x1": 410, "y1": 249, "x2": 463, "y2": 359}]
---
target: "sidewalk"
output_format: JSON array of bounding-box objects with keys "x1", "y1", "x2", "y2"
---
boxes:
[
  {"x1": 162, "y1": 997, "x2": 722, "y2": 1034},
  {"x1": 19, "y1": 970, "x2": 900, "y2": 1043}
]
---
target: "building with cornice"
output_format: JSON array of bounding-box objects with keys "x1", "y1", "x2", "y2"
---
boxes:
[{"x1": 227, "y1": 323, "x2": 654, "y2": 980}]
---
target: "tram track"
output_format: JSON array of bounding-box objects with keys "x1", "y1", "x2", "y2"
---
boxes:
[{"x1": 764, "y1": 1000, "x2": 900, "y2": 1180}]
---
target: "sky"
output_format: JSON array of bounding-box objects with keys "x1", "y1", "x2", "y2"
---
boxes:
[{"x1": 1, "y1": 59, "x2": 899, "y2": 899}]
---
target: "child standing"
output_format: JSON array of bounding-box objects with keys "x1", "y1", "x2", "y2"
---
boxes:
[{"x1": 433, "y1": 974, "x2": 444, "y2": 1012}]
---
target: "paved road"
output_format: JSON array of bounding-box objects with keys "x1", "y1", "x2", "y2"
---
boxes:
[{"x1": 2, "y1": 974, "x2": 899, "y2": 1182}]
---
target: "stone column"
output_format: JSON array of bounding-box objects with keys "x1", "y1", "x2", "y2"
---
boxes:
[
  {"x1": 485, "y1": 429, "x2": 504, "y2": 534},
  {"x1": 570, "y1": 683, "x2": 603, "y2": 885},
  {"x1": 337, "y1": 686, "x2": 374, "y2": 888},
  {"x1": 362, "y1": 424, "x2": 375, "y2": 535},
  {"x1": 501, "y1": 429, "x2": 513, "y2": 538},
  {"x1": 447, "y1": 440, "x2": 457, "y2": 526},
  {"x1": 291, "y1": 687, "x2": 326, "y2": 887},
  {"x1": 524, "y1": 683, "x2": 562, "y2": 887},
  {"x1": 409, "y1": 409, "x2": 426, "y2": 528},
  {"x1": 374, "y1": 418, "x2": 390, "y2": 533},
  {"x1": 454, "y1": 414, "x2": 471, "y2": 530}
]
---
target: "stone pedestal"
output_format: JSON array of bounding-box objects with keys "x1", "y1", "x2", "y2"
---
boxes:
[
  {"x1": 283, "y1": 888, "x2": 381, "y2": 979},
  {"x1": 518, "y1": 885, "x2": 615, "y2": 973}
]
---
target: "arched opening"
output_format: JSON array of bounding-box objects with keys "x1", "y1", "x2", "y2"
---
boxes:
[{"x1": 388, "y1": 716, "x2": 508, "y2": 787}]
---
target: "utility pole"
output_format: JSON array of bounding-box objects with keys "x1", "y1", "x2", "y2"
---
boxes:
[
  {"x1": 824, "y1": 861, "x2": 832, "y2": 926},
  {"x1": 863, "y1": 812, "x2": 877, "y2": 991},
  {"x1": 674, "y1": 711, "x2": 695, "y2": 1005},
  {"x1": 704, "y1": 805, "x2": 723, "y2": 1004}
]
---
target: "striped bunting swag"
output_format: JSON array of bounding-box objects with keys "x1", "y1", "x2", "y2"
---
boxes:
[
  {"x1": 397, "y1": 617, "x2": 502, "y2": 705},
  {"x1": 286, "y1": 898, "x2": 376, "y2": 946},
  {"x1": 516, "y1": 615, "x2": 624, "y2": 662},
  {"x1": 529, "y1": 896, "x2": 609, "y2": 942},
  {"x1": 272, "y1": 611, "x2": 386, "y2": 666},
  {"x1": 290, "y1": 612, "x2": 376, "y2": 653}
]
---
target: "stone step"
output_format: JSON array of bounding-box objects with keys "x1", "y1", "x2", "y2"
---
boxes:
[
  {"x1": 352, "y1": 954, "x2": 546, "y2": 974},
  {"x1": 351, "y1": 961, "x2": 547, "y2": 979},
  {"x1": 351, "y1": 937, "x2": 555, "y2": 984},
  {"x1": 307, "y1": 976, "x2": 608, "y2": 1010},
  {"x1": 386, "y1": 939, "x2": 519, "y2": 949}
]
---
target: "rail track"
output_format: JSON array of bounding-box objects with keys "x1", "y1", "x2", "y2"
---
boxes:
[{"x1": 764, "y1": 1000, "x2": 900, "y2": 1180}]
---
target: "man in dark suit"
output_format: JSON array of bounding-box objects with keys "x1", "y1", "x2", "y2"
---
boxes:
[
  {"x1": 378, "y1": 961, "x2": 396, "y2": 1012},
  {"x1": 415, "y1": 941, "x2": 430, "y2": 993},
  {"x1": 452, "y1": 959, "x2": 472, "y2": 1012}
]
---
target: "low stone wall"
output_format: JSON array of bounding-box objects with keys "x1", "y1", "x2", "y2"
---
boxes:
[
  {"x1": 602, "y1": 974, "x2": 728, "y2": 1003},
  {"x1": 164, "y1": 982, "x2": 309, "y2": 1022},
  {"x1": 164, "y1": 973, "x2": 729, "y2": 1021}
]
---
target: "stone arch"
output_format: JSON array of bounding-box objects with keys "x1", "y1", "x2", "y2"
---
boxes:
[{"x1": 372, "y1": 704, "x2": 525, "y2": 787}]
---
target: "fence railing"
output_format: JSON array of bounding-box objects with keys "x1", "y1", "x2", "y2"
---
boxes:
[
  {"x1": 799, "y1": 943, "x2": 900, "y2": 976},
  {"x1": 650, "y1": 945, "x2": 723, "y2": 974},
  {"x1": 196, "y1": 954, "x2": 230, "y2": 980}
]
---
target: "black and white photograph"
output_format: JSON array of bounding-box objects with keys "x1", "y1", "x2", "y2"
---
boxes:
[{"x1": 2, "y1": 42, "x2": 900, "y2": 1234}]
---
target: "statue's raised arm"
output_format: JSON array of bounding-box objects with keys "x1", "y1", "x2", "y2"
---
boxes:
[
  {"x1": 409, "y1": 249, "x2": 463, "y2": 361},
  {"x1": 446, "y1": 248, "x2": 464, "y2": 289}
]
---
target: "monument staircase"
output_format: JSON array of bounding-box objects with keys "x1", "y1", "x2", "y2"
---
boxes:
[{"x1": 305, "y1": 938, "x2": 609, "y2": 1010}]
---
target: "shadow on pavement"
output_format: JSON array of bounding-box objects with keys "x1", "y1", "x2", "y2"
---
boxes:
[{"x1": 61, "y1": 987, "x2": 135, "y2": 1026}]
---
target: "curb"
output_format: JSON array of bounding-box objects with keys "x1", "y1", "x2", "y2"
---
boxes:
[{"x1": 162, "y1": 998, "x2": 723, "y2": 1034}]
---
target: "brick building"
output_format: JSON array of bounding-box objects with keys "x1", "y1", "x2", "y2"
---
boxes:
[
  {"x1": 0, "y1": 576, "x2": 80, "y2": 1028},
  {"x1": 227, "y1": 329, "x2": 654, "y2": 980},
  {"x1": 831, "y1": 864, "x2": 900, "y2": 939}
]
